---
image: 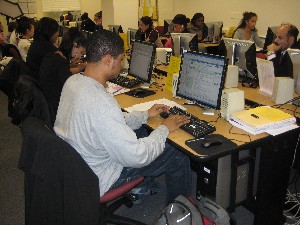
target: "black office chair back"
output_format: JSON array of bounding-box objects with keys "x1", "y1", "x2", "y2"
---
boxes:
[{"x1": 19, "y1": 117, "x2": 100, "y2": 225}]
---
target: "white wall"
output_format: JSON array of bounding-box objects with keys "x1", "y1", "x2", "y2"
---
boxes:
[{"x1": 173, "y1": 0, "x2": 300, "y2": 36}]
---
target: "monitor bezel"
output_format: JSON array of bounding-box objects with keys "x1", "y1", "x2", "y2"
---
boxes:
[
  {"x1": 287, "y1": 48, "x2": 300, "y2": 92},
  {"x1": 263, "y1": 26, "x2": 278, "y2": 51},
  {"x1": 223, "y1": 37, "x2": 254, "y2": 70},
  {"x1": 128, "y1": 41, "x2": 156, "y2": 84},
  {"x1": 108, "y1": 25, "x2": 122, "y2": 34},
  {"x1": 171, "y1": 33, "x2": 197, "y2": 57},
  {"x1": 127, "y1": 28, "x2": 138, "y2": 46},
  {"x1": 176, "y1": 51, "x2": 228, "y2": 110}
]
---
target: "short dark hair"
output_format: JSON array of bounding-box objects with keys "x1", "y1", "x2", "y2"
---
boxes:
[
  {"x1": 140, "y1": 16, "x2": 153, "y2": 27},
  {"x1": 191, "y1": 13, "x2": 204, "y2": 26},
  {"x1": 172, "y1": 14, "x2": 190, "y2": 28},
  {"x1": 86, "y1": 29, "x2": 124, "y2": 63},
  {"x1": 59, "y1": 27, "x2": 87, "y2": 59},
  {"x1": 282, "y1": 23, "x2": 299, "y2": 42},
  {"x1": 34, "y1": 17, "x2": 59, "y2": 41}
]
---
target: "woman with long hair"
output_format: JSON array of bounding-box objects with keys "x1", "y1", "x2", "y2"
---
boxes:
[
  {"x1": 27, "y1": 17, "x2": 59, "y2": 79},
  {"x1": 233, "y1": 12, "x2": 264, "y2": 48},
  {"x1": 39, "y1": 27, "x2": 86, "y2": 124}
]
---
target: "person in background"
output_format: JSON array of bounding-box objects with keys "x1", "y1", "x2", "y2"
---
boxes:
[
  {"x1": 16, "y1": 17, "x2": 35, "y2": 61},
  {"x1": 188, "y1": 13, "x2": 208, "y2": 42},
  {"x1": 0, "y1": 29, "x2": 22, "y2": 60},
  {"x1": 94, "y1": 11, "x2": 103, "y2": 31},
  {"x1": 267, "y1": 24, "x2": 299, "y2": 77},
  {"x1": 54, "y1": 29, "x2": 192, "y2": 204},
  {"x1": 6, "y1": 22, "x2": 17, "y2": 44},
  {"x1": 27, "y1": 17, "x2": 59, "y2": 79},
  {"x1": 80, "y1": 12, "x2": 95, "y2": 32},
  {"x1": 164, "y1": 14, "x2": 190, "y2": 48},
  {"x1": 39, "y1": 27, "x2": 86, "y2": 124},
  {"x1": 135, "y1": 16, "x2": 162, "y2": 47},
  {"x1": 233, "y1": 12, "x2": 264, "y2": 48}
]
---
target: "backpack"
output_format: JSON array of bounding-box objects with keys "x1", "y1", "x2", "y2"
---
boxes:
[{"x1": 154, "y1": 195, "x2": 230, "y2": 225}]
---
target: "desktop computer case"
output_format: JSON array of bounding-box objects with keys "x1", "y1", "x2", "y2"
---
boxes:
[{"x1": 194, "y1": 148, "x2": 261, "y2": 209}]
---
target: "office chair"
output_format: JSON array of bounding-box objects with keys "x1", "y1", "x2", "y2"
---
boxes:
[
  {"x1": 226, "y1": 26, "x2": 236, "y2": 38},
  {"x1": 19, "y1": 117, "x2": 147, "y2": 225}
]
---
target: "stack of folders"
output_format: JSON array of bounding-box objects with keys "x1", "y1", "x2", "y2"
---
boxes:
[{"x1": 229, "y1": 106, "x2": 297, "y2": 135}]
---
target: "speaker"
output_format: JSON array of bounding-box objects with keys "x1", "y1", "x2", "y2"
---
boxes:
[
  {"x1": 272, "y1": 77, "x2": 294, "y2": 104},
  {"x1": 155, "y1": 48, "x2": 167, "y2": 65},
  {"x1": 220, "y1": 88, "x2": 244, "y2": 121},
  {"x1": 172, "y1": 73, "x2": 179, "y2": 98},
  {"x1": 224, "y1": 65, "x2": 239, "y2": 88}
]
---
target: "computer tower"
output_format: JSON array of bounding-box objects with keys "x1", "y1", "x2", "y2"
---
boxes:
[{"x1": 194, "y1": 148, "x2": 261, "y2": 209}]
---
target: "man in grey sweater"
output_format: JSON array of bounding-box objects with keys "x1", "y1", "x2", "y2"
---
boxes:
[{"x1": 54, "y1": 29, "x2": 192, "y2": 204}]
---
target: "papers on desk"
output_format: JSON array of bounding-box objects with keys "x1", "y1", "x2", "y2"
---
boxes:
[
  {"x1": 229, "y1": 106, "x2": 297, "y2": 135},
  {"x1": 256, "y1": 58, "x2": 275, "y2": 95},
  {"x1": 125, "y1": 98, "x2": 186, "y2": 112},
  {"x1": 106, "y1": 82, "x2": 130, "y2": 96}
]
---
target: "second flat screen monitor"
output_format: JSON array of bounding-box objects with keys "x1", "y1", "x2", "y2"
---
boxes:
[
  {"x1": 176, "y1": 51, "x2": 228, "y2": 110},
  {"x1": 128, "y1": 41, "x2": 156, "y2": 84}
]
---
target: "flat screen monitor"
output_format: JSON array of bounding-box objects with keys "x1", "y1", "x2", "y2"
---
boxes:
[
  {"x1": 223, "y1": 38, "x2": 257, "y2": 78},
  {"x1": 127, "y1": 28, "x2": 138, "y2": 46},
  {"x1": 171, "y1": 33, "x2": 198, "y2": 57},
  {"x1": 128, "y1": 41, "x2": 156, "y2": 84},
  {"x1": 287, "y1": 48, "x2": 300, "y2": 93},
  {"x1": 176, "y1": 51, "x2": 228, "y2": 110},
  {"x1": 204, "y1": 21, "x2": 223, "y2": 42},
  {"x1": 163, "y1": 19, "x2": 173, "y2": 35},
  {"x1": 263, "y1": 26, "x2": 278, "y2": 51},
  {"x1": 108, "y1": 25, "x2": 123, "y2": 34}
]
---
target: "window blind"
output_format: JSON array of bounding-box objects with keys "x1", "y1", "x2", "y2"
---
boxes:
[{"x1": 42, "y1": 0, "x2": 80, "y2": 12}]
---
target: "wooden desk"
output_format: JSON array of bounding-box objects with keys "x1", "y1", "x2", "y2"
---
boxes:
[{"x1": 115, "y1": 76, "x2": 300, "y2": 225}]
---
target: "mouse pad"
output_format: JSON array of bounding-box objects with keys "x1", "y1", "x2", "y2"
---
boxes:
[
  {"x1": 185, "y1": 134, "x2": 238, "y2": 157},
  {"x1": 125, "y1": 88, "x2": 156, "y2": 98}
]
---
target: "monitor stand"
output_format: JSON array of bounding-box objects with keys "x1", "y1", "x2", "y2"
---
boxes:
[
  {"x1": 184, "y1": 100, "x2": 215, "y2": 116},
  {"x1": 141, "y1": 82, "x2": 150, "y2": 89},
  {"x1": 202, "y1": 108, "x2": 215, "y2": 116}
]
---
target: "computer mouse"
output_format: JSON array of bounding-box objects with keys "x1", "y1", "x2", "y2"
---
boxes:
[
  {"x1": 132, "y1": 89, "x2": 146, "y2": 96},
  {"x1": 201, "y1": 139, "x2": 222, "y2": 148}
]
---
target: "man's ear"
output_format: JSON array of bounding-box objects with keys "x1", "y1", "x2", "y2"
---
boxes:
[
  {"x1": 289, "y1": 36, "x2": 295, "y2": 46},
  {"x1": 102, "y1": 55, "x2": 113, "y2": 68}
]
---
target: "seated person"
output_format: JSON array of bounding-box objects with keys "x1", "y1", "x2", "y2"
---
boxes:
[
  {"x1": 233, "y1": 12, "x2": 264, "y2": 48},
  {"x1": 39, "y1": 27, "x2": 86, "y2": 125},
  {"x1": 27, "y1": 17, "x2": 59, "y2": 79},
  {"x1": 0, "y1": 29, "x2": 22, "y2": 60},
  {"x1": 267, "y1": 24, "x2": 299, "y2": 78},
  {"x1": 16, "y1": 17, "x2": 35, "y2": 61},
  {"x1": 94, "y1": 11, "x2": 103, "y2": 31},
  {"x1": 80, "y1": 12, "x2": 95, "y2": 32},
  {"x1": 164, "y1": 14, "x2": 190, "y2": 47},
  {"x1": 54, "y1": 29, "x2": 192, "y2": 204},
  {"x1": 135, "y1": 16, "x2": 163, "y2": 47},
  {"x1": 188, "y1": 13, "x2": 208, "y2": 42}
]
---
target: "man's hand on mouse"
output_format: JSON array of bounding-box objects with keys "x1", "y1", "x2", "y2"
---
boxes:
[
  {"x1": 162, "y1": 115, "x2": 190, "y2": 132},
  {"x1": 148, "y1": 104, "x2": 169, "y2": 118}
]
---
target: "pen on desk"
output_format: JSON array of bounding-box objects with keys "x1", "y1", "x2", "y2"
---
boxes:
[
  {"x1": 251, "y1": 114, "x2": 259, "y2": 119},
  {"x1": 112, "y1": 88, "x2": 123, "y2": 95}
]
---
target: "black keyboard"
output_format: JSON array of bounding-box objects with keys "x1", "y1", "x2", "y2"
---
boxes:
[
  {"x1": 109, "y1": 76, "x2": 142, "y2": 88},
  {"x1": 160, "y1": 106, "x2": 216, "y2": 138}
]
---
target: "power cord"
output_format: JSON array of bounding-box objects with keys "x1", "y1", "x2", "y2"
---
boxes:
[{"x1": 228, "y1": 124, "x2": 251, "y2": 143}]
